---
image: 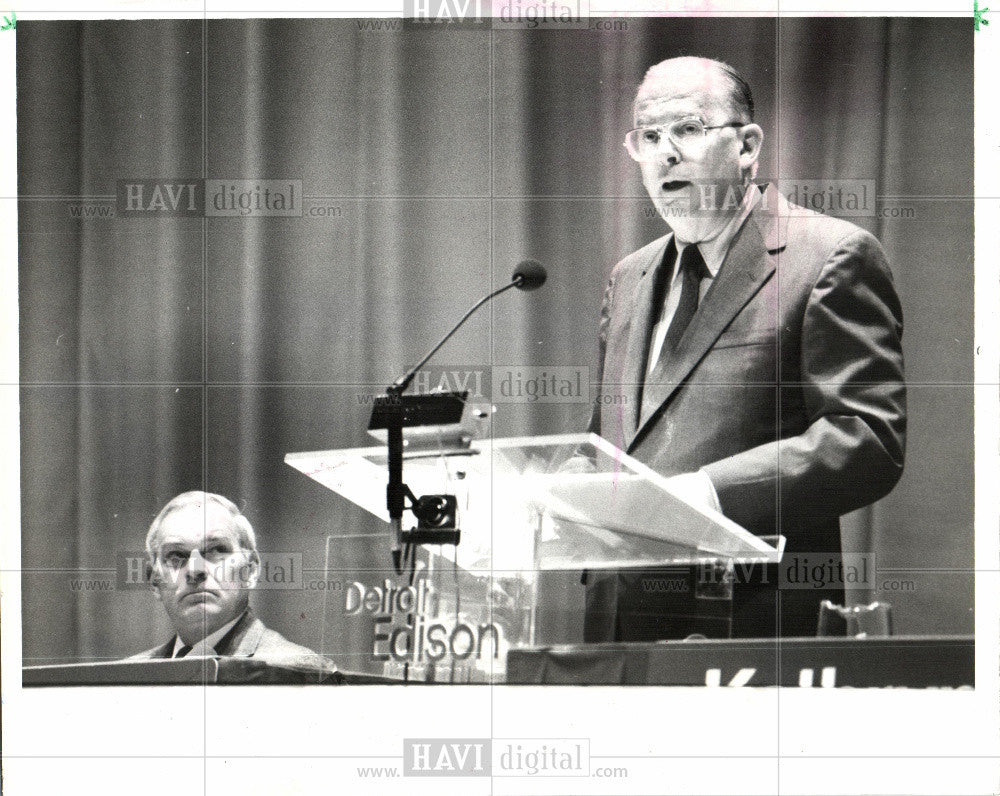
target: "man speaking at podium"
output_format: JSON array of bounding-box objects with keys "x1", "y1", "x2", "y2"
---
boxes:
[
  {"x1": 130, "y1": 491, "x2": 338, "y2": 674},
  {"x1": 587, "y1": 57, "x2": 906, "y2": 639}
]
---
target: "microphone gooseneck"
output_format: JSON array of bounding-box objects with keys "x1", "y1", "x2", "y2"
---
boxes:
[
  {"x1": 382, "y1": 260, "x2": 547, "y2": 573},
  {"x1": 389, "y1": 262, "x2": 548, "y2": 395}
]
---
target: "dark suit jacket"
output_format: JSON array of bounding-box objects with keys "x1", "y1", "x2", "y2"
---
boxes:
[
  {"x1": 129, "y1": 608, "x2": 339, "y2": 675},
  {"x1": 588, "y1": 183, "x2": 906, "y2": 637}
]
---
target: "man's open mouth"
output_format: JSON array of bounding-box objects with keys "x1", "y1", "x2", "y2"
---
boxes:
[{"x1": 661, "y1": 180, "x2": 691, "y2": 192}]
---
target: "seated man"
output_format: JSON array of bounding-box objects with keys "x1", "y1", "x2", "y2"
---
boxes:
[{"x1": 130, "y1": 490, "x2": 338, "y2": 677}]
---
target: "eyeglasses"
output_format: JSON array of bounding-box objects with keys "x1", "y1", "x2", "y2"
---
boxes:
[{"x1": 623, "y1": 118, "x2": 745, "y2": 162}]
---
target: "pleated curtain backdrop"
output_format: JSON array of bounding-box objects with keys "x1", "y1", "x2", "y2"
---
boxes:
[{"x1": 18, "y1": 17, "x2": 972, "y2": 662}]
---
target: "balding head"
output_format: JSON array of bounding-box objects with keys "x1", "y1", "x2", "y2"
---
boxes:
[
  {"x1": 635, "y1": 57, "x2": 754, "y2": 127},
  {"x1": 146, "y1": 491, "x2": 257, "y2": 560}
]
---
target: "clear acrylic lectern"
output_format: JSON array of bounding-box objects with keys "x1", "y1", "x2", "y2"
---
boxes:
[{"x1": 285, "y1": 433, "x2": 784, "y2": 683}]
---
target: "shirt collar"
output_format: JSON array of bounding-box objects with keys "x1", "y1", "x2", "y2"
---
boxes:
[
  {"x1": 675, "y1": 183, "x2": 761, "y2": 278},
  {"x1": 172, "y1": 609, "x2": 246, "y2": 658}
]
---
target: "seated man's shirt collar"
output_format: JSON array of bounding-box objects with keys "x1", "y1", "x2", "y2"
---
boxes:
[{"x1": 172, "y1": 609, "x2": 247, "y2": 657}]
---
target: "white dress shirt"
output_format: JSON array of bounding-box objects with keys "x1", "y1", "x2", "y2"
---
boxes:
[
  {"x1": 171, "y1": 610, "x2": 245, "y2": 657},
  {"x1": 647, "y1": 186, "x2": 762, "y2": 374}
]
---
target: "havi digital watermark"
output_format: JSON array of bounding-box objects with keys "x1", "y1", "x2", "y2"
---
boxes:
[
  {"x1": 403, "y1": 737, "x2": 591, "y2": 777},
  {"x1": 402, "y1": 0, "x2": 589, "y2": 29}
]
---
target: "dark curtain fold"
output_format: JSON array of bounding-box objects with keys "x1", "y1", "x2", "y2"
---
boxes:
[{"x1": 18, "y1": 17, "x2": 973, "y2": 662}]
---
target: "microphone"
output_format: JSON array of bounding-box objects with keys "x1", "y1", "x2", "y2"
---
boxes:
[
  {"x1": 512, "y1": 259, "x2": 547, "y2": 291},
  {"x1": 383, "y1": 260, "x2": 547, "y2": 571}
]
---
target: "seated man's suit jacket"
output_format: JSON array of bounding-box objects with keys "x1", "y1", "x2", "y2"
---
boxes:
[
  {"x1": 588, "y1": 183, "x2": 906, "y2": 638},
  {"x1": 129, "y1": 607, "x2": 339, "y2": 675}
]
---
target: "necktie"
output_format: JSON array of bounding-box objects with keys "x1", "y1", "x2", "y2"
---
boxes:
[
  {"x1": 174, "y1": 644, "x2": 192, "y2": 658},
  {"x1": 640, "y1": 244, "x2": 709, "y2": 426},
  {"x1": 663, "y1": 244, "x2": 709, "y2": 353}
]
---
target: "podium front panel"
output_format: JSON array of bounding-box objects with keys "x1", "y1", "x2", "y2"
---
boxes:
[{"x1": 320, "y1": 531, "x2": 533, "y2": 683}]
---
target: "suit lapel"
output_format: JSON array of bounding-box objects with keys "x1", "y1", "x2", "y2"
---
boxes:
[
  {"x1": 629, "y1": 184, "x2": 787, "y2": 451},
  {"x1": 151, "y1": 637, "x2": 176, "y2": 659},
  {"x1": 619, "y1": 235, "x2": 673, "y2": 441},
  {"x1": 213, "y1": 608, "x2": 264, "y2": 657}
]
